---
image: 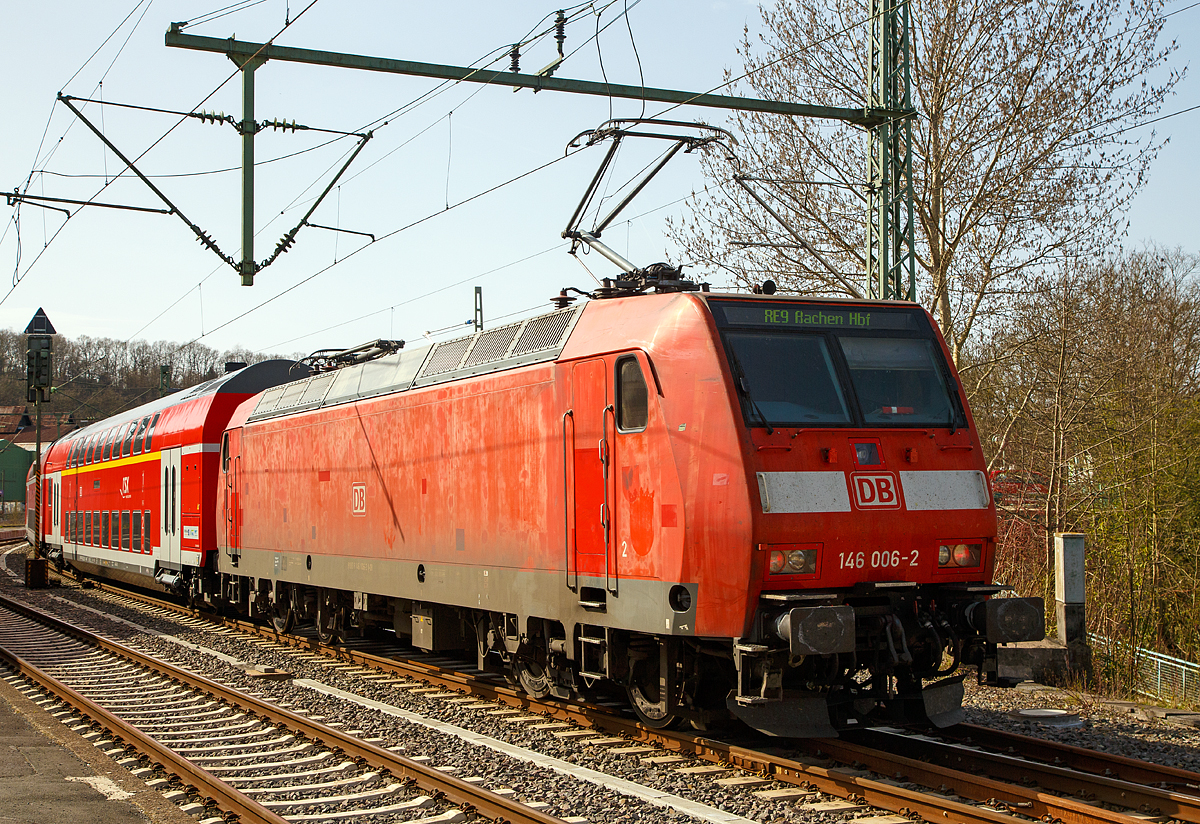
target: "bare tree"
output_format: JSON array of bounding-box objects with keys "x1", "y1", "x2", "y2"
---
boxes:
[
  {"x1": 970, "y1": 248, "x2": 1200, "y2": 675},
  {"x1": 670, "y1": 0, "x2": 1180, "y2": 362}
]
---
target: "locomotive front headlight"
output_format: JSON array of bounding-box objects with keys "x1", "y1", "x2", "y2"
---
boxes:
[
  {"x1": 939, "y1": 543, "x2": 982, "y2": 568},
  {"x1": 787, "y1": 549, "x2": 816, "y2": 574},
  {"x1": 769, "y1": 550, "x2": 787, "y2": 573},
  {"x1": 953, "y1": 543, "x2": 982, "y2": 567}
]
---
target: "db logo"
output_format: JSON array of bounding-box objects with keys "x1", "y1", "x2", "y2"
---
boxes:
[
  {"x1": 851, "y1": 473, "x2": 902, "y2": 509},
  {"x1": 351, "y1": 483, "x2": 367, "y2": 516}
]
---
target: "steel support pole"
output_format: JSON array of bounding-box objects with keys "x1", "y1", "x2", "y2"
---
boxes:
[
  {"x1": 232, "y1": 55, "x2": 266, "y2": 286},
  {"x1": 867, "y1": 0, "x2": 916, "y2": 301},
  {"x1": 165, "y1": 29, "x2": 903, "y2": 127}
]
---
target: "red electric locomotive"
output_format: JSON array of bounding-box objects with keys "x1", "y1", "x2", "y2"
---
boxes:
[
  {"x1": 28, "y1": 360, "x2": 305, "y2": 592},
  {"x1": 201, "y1": 285, "x2": 1042, "y2": 735}
]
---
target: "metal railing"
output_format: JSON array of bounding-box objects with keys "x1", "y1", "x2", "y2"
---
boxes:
[{"x1": 1090, "y1": 634, "x2": 1200, "y2": 706}]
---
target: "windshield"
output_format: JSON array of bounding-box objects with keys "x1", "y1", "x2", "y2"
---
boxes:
[
  {"x1": 725, "y1": 332, "x2": 850, "y2": 424},
  {"x1": 714, "y1": 301, "x2": 959, "y2": 429},
  {"x1": 838, "y1": 337, "x2": 954, "y2": 425}
]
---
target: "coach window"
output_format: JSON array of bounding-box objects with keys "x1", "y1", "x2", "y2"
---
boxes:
[
  {"x1": 111, "y1": 511, "x2": 120, "y2": 549},
  {"x1": 131, "y1": 511, "x2": 141, "y2": 552},
  {"x1": 144, "y1": 413, "x2": 160, "y2": 452},
  {"x1": 101, "y1": 428, "x2": 114, "y2": 461},
  {"x1": 616, "y1": 356, "x2": 650, "y2": 432},
  {"x1": 143, "y1": 510, "x2": 152, "y2": 552},
  {"x1": 121, "y1": 511, "x2": 131, "y2": 550},
  {"x1": 85, "y1": 512, "x2": 92, "y2": 545},
  {"x1": 133, "y1": 416, "x2": 149, "y2": 454},
  {"x1": 101, "y1": 511, "x2": 110, "y2": 547},
  {"x1": 122, "y1": 422, "x2": 136, "y2": 458}
]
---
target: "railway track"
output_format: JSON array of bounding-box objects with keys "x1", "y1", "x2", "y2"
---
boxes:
[
  {"x1": 0, "y1": 588, "x2": 566, "y2": 824},
  {"x1": 15, "y1": 551, "x2": 1200, "y2": 824}
]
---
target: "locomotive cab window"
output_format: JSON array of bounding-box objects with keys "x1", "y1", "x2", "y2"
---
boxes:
[
  {"x1": 723, "y1": 332, "x2": 851, "y2": 426},
  {"x1": 711, "y1": 301, "x2": 961, "y2": 430},
  {"x1": 616, "y1": 357, "x2": 649, "y2": 432},
  {"x1": 837, "y1": 337, "x2": 955, "y2": 426},
  {"x1": 221, "y1": 433, "x2": 230, "y2": 471}
]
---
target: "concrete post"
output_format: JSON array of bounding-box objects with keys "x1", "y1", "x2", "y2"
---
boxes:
[{"x1": 1054, "y1": 532, "x2": 1091, "y2": 675}]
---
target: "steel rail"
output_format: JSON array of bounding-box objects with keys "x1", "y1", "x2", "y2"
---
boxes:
[
  {"x1": 801, "y1": 733, "x2": 1194, "y2": 824},
  {"x1": 842, "y1": 727, "x2": 1200, "y2": 822},
  {"x1": 0, "y1": 592, "x2": 564, "y2": 824},
  {"x1": 0, "y1": 612, "x2": 291, "y2": 824},
  {"x1": 948, "y1": 722, "x2": 1200, "y2": 790},
  {"x1": 44, "y1": 569, "x2": 1200, "y2": 824}
]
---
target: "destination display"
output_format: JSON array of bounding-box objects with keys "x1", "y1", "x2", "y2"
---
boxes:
[{"x1": 712, "y1": 301, "x2": 919, "y2": 331}]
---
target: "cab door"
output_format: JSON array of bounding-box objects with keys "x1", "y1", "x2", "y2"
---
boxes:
[
  {"x1": 569, "y1": 359, "x2": 617, "y2": 600},
  {"x1": 222, "y1": 430, "x2": 242, "y2": 563},
  {"x1": 160, "y1": 448, "x2": 182, "y2": 567}
]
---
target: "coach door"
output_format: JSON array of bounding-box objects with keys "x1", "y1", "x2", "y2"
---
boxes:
[
  {"x1": 568, "y1": 359, "x2": 617, "y2": 602},
  {"x1": 160, "y1": 448, "x2": 183, "y2": 567},
  {"x1": 222, "y1": 430, "x2": 242, "y2": 562}
]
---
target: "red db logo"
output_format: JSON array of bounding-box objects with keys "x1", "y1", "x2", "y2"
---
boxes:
[
  {"x1": 852, "y1": 473, "x2": 901, "y2": 509},
  {"x1": 351, "y1": 483, "x2": 367, "y2": 516}
]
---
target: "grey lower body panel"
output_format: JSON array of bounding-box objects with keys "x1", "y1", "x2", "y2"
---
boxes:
[
  {"x1": 66, "y1": 552, "x2": 171, "y2": 594},
  {"x1": 220, "y1": 546, "x2": 698, "y2": 638}
]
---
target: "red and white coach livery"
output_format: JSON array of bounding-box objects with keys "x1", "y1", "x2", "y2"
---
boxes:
[{"x1": 29, "y1": 361, "x2": 305, "y2": 592}]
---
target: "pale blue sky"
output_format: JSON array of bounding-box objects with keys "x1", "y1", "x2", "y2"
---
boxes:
[{"x1": 0, "y1": 0, "x2": 1194, "y2": 357}]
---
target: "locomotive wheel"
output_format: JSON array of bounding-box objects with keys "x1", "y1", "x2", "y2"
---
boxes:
[
  {"x1": 270, "y1": 582, "x2": 294, "y2": 633},
  {"x1": 512, "y1": 657, "x2": 551, "y2": 699},
  {"x1": 627, "y1": 653, "x2": 683, "y2": 730},
  {"x1": 271, "y1": 600, "x2": 294, "y2": 634},
  {"x1": 316, "y1": 589, "x2": 344, "y2": 644}
]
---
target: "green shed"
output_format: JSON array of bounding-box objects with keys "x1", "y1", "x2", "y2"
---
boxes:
[{"x1": 0, "y1": 441, "x2": 33, "y2": 509}]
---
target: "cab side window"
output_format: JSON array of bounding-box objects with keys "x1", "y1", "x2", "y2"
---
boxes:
[{"x1": 616, "y1": 356, "x2": 649, "y2": 432}]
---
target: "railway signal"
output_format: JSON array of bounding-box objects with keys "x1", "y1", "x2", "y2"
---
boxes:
[{"x1": 24, "y1": 308, "x2": 56, "y2": 554}]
